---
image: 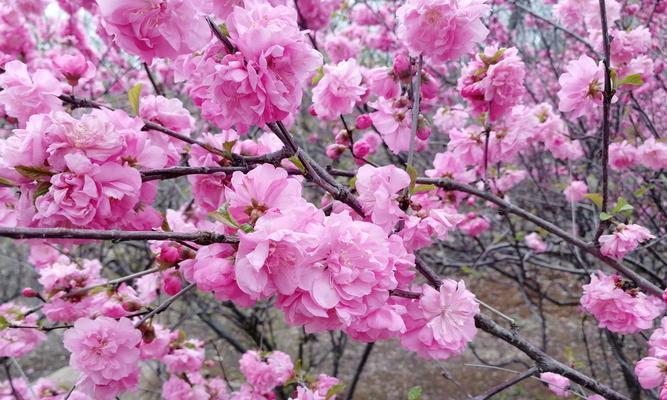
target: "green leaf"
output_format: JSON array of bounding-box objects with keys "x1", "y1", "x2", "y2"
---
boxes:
[
  {"x1": 0, "y1": 316, "x2": 8, "y2": 331},
  {"x1": 15, "y1": 165, "x2": 53, "y2": 180},
  {"x1": 311, "y1": 66, "x2": 324, "y2": 86},
  {"x1": 218, "y1": 23, "x2": 229, "y2": 37},
  {"x1": 33, "y1": 182, "x2": 51, "y2": 204},
  {"x1": 288, "y1": 156, "x2": 306, "y2": 173},
  {"x1": 412, "y1": 184, "x2": 436, "y2": 193},
  {"x1": 584, "y1": 193, "x2": 603, "y2": 209},
  {"x1": 617, "y1": 73, "x2": 643, "y2": 87},
  {"x1": 406, "y1": 165, "x2": 418, "y2": 192},
  {"x1": 408, "y1": 386, "x2": 423, "y2": 400},
  {"x1": 325, "y1": 383, "x2": 346, "y2": 400},
  {"x1": 599, "y1": 212, "x2": 614, "y2": 221},
  {"x1": 239, "y1": 224, "x2": 254, "y2": 233},
  {"x1": 128, "y1": 83, "x2": 143, "y2": 115},
  {"x1": 209, "y1": 205, "x2": 240, "y2": 229},
  {"x1": 348, "y1": 176, "x2": 357, "y2": 190},
  {"x1": 612, "y1": 197, "x2": 633, "y2": 214},
  {"x1": 0, "y1": 177, "x2": 15, "y2": 187}
]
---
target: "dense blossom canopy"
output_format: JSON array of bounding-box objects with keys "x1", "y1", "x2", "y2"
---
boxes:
[{"x1": 0, "y1": 0, "x2": 664, "y2": 398}]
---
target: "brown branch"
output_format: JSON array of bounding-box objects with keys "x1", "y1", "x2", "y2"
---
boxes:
[
  {"x1": 471, "y1": 367, "x2": 537, "y2": 400},
  {"x1": 0, "y1": 227, "x2": 238, "y2": 245}
]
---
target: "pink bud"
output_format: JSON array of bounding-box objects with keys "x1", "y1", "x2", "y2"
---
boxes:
[
  {"x1": 308, "y1": 104, "x2": 317, "y2": 116},
  {"x1": 416, "y1": 126, "x2": 432, "y2": 140},
  {"x1": 22, "y1": 287, "x2": 39, "y2": 298},
  {"x1": 162, "y1": 273, "x2": 182, "y2": 296},
  {"x1": 392, "y1": 54, "x2": 411, "y2": 77},
  {"x1": 122, "y1": 301, "x2": 142, "y2": 312},
  {"x1": 626, "y1": 3, "x2": 639, "y2": 14},
  {"x1": 355, "y1": 114, "x2": 372, "y2": 130},
  {"x1": 335, "y1": 130, "x2": 351, "y2": 146},
  {"x1": 325, "y1": 144, "x2": 346, "y2": 160},
  {"x1": 353, "y1": 141, "x2": 371, "y2": 158}
]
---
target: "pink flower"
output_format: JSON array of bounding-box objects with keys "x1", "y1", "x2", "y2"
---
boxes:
[
  {"x1": 396, "y1": 0, "x2": 489, "y2": 63},
  {"x1": 400, "y1": 280, "x2": 478, "y2": 360},
  {"x1": 355, "y1": 165, "x2": 410, "y2": 232},
  {"x1": 181, "y1": 243, "x2": 255, "y2": 307},
  {"x1": 637, "y1": 138, "x2": 667, "y2": 170},
  {"x1": 0, "y1": 60, "x2": 63, "y2": 127},
  {"x1": 540, "y1": 372, "x2": 570, "y2": 397},
  {"x1": 564, "y1": 180, "x2": 588, "y2": 203},
  {"x1": 611, "y1": 26, "x2": 652, "y2": 66},
  {"x1": 294, "y1": 0, "x2": 342, "y2": 30},
  {"x1": 235, "y1": 206, "x2": 323, "y2": 300},
  {"x1": 162, "y1": 376, "x2": 209, "y2": 400},
  {"x1": 365, "y1": 67, "x2": 401, "y2": 99},
  {"x1": 650, "y1": 318, "x2": 667, "y2": 358},
  {"x1": 42, "y1": 111, "x2": 124, "y2": 171},
  {"x1": 63, "y1": 317, "x2": 141, "y2": 400},
  {"x1": 635, "y1": 357, "x2": 667, "y2": 389},
  {"x1": 369, "y1": 97, "x2": 424, "y2": 154},
  {"x1": 202, "y1": 0, "x2": 322, "y2": 132},
  {"x1": 324, "y1": 34, "x2": 361, "y2": 64},
  {"x1": 608, "y1": 141, "x2": 638, "y2": 170},
  {"x1": 0, "y1": 303, "x2": 46, "y2": 358},
  {"x1": 525, "y1": 233, "x2": 547, "y2": 253},
  {"x1": 312, "y1": 59, "x2": 366, "y2": 121},
  {"x1": 139, "y1": 323, "x2": 171, "y2": 360},
  {"x1": 163, "y1": 339, "x2": 205, "y2": 374},
  {"x1": 278, "y1": 212, "x2": 398, "y2": 332},
  {"x1": 458, "y1": 213, "x2": 491, "y2": 237},
  {"x1": 425, "y1": 151, "x2": 476, "y2": 183},
  {"x1": 53, "y1": 52, "x2": 96, "y2": 86},
  {"x1": 239, "y1": 350, "x2": 294, "y2": 394},
  {"x1": 558, "y1": 55, "x2": 604, "y2": 118},
  {"x1": 97, "y1": 0, "x2": 211, "y2": 64},
  {"x1": 580, "y1": 271, "x2": 663, "y2": 334},
  {"x1": 599, "y1": 223, "x2": 654, "y2": 260},
  {"x1": 34, "y1": 153, "x2": 142, "y2": 228},
  {"x1": 459, "y1": 47, "x2": 526, "y2": 121},
  {"x1": 140, "y1": 95, "x2": 193, "y2": 166},
  {"x1": 226, "y1": 164, "x2": 305, "y2": 225}
]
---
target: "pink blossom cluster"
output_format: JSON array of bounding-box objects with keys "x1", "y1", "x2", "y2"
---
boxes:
[
  {"x1": 179, "y1": 0, "x2": 322, "y2": 132},
  {"x1": 0, "y1": 105, "x2": 173, "y2": 231},
  {"x1": 599, "y1": 223, "x2": 655, "y2": 260},
  {"x1": 580, "y1": 271, "x2": 663, "y2": 334},
  {"x1": 459, "y1": 46, "x2": 527, "y2": 121},
  {"x1": 634, "y1": 317, "x2": 667, "y2": 397},
  {"x1": 396, "y1": 0, "x2": 489, "y2": 63}
]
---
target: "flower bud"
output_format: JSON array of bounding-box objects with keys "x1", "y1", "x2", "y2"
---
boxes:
[
  {"x1": 22, "y1": 287, "x2": 39, "y2": 298},
  {"x1": 352, "y1": 141, "x2": 370, "y2": 158},
  {"x1": 355, "y1": 114, "x2": 372, "y2": 130}
]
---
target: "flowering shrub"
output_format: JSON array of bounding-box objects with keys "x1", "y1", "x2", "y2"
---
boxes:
[{"x1": 0, "y1": 0, "x2": 664, "y2": 399}]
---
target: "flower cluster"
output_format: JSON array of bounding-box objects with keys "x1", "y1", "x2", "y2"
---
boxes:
[{"x1": 580, "y1": 271, "x2": 663, "y2": 334}]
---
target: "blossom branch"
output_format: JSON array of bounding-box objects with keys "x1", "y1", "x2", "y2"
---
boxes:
[
  {"x1": 134, "y1": 282, "x2": 196, "y2": 328},
  {"x1": 417, "y1": 177, "x2": 663, "y2": 296},
  {"x1": 0, "y1": 227, "x2": 238, "y2": 245},
  {"x1": 471, "y1": 366, "x2": 537, "y2": 400}
]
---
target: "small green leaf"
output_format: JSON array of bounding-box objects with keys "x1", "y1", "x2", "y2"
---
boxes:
[
  {"x1": 406, "y1": 165, "x2": 418, "y2": 192},
  {"x1": 412, "y1": 184, "x2": 436, "y2": 193},
  {"x1": 0, "y1": 316, "x2": 8, "y2": 330},
  {"x1": 348, "y1": 176, "x2": 357, "y2": 190},
  {"x1": 218, "y1": 23, "x2": 229, "y2": 37},
  {"x1": 128, "y1": 83, "x2": 143, "y2": 115},
  {"x1": 223, "y1": 140, "x2": 236, "y2": 158},
  {"x1": 288, "y1": 156, "x2": 306, "y2": 173},
  {"x1": 239, "y1": 224, "x2": 254, "y2": 233},
  {"x1": 584, "y1": 193, "x2": 603, "y2": 209},
  {"x1": 209, "y1": 205, "x2": 240, "y2": 229},
  {"x1": 325, "y1": 383, "x2": 346, "y2": 400},
  {"x1": 0, "y1": 177, "x2": 15, "y2": 187},
  {"x1": 15, "y1": 165, "x2": 53, "y2": 180},
  {"x1": 612, "y1": 197, "x2": 633, "y2": 214},
  {"x1": 311, "y1": 66, "x2": 324, "y2": 86},
  {"x1": 599, "y1": 212, "x2": 614, "y2": 221},
  {"x1": 33, "y1": 181, "x2": 51, "y2": 203},
  {"x1": 408, "y1": 386, "x2": 423, "y2": 400},
  {"x1": 610, "y1": 68, "x2": 618, "y2": 88},
  {"x1": 617, "y1": 73, "x2": 643, "y2": 87}
]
